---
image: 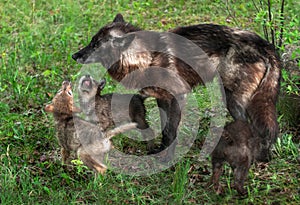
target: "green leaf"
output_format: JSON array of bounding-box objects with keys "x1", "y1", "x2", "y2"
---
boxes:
[{"x1": 42, "y1": 70, "x2": 52, "y2": 77}]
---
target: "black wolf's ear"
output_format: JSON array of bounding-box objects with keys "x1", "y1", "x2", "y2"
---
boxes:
[
  {"x1": 113, "y1": 14, "x2": 125, "y2": 23},
  {"x1": 98, "y1": 79, "x2": 106, "y2": 91},
  {"x1": 112, "y1": 34, "x2": 135, "y2": 48}
]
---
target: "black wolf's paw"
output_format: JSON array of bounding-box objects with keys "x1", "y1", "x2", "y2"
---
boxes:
[
  {"x1": 231, "y1": 183, "x2": 248, "y2": 196},
  {"x1": 152, "y1": 149, "x2": 174, "y2": 164},
  {"x1": 147, "y1": 147, "x2": 164, "y2": 155},
  {"x1": 256, "y1": 152, "x2": 272, "y2": 162}
]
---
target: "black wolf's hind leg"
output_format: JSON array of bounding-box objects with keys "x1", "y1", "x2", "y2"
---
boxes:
[
  {"x1": 211, "y1": 158, "x2": 225, "y2": 195},
  {"x1": 247, "y1": 96, "x2": 278, "y2": 162}
]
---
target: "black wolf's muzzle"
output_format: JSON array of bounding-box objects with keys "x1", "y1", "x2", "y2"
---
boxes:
[
  {"x1": 72, "y1": 44, "x2": 94, "y2": 64},
  {"x1": 72, "y1": 52, "x2": 82, "y2": 62}
]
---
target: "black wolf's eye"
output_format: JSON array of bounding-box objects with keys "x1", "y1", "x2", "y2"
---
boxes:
[
  {"x1": 91, "y1": 37, "x2": 100, "y2": 47},
  {"x1": 92, "y1": 40, "x2": 102, "y2": 48},
  {"x1": 100, "y1": 36, "x2": 110, "y2": 44}
]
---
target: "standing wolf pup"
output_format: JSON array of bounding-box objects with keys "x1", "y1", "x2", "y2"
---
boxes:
[
  {"x1": 45, "y1": 80, "x2": 137, "y2": 174},
  {"x1": 77, "y1": 74, "x2": 155, "y2": 152},
  {"x1": 72, "y1": 14, "x2": 281, "y2": 162}
]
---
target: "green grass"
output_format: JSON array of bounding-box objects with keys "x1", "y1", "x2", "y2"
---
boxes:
[{"x1": 1, "y1": 0, "x2": 299, "y2": 204}]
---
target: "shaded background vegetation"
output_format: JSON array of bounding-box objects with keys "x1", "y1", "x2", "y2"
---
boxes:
[{"x1": 0, "y1": 0, "x2": 299, "y2": 204}]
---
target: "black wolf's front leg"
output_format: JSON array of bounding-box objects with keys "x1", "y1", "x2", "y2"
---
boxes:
[{"x1": 156, "y1": 96, "x2": 181, "y2": 162}]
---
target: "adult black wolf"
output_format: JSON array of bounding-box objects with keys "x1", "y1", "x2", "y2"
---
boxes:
[{"x1": 72, "y1": 14, "x2": 281, "y2": 162}]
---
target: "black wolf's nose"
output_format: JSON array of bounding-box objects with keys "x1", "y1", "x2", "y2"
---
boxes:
[{"x1": 72, "y1": 52, "x2": 81, "y2": 61}]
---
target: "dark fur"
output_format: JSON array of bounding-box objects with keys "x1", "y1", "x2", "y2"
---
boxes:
[
  {"x1": 45, "y1": 81, "x2": 137, "y2": 174},
  {"x1": 78, "y1": 75, "x2": 155, "y2": 151},
  {"x1": 72, "y1": 14, "x2": 281, "y2": 161},
  {"x1": 211, "y1": 120, "x2": 260, "y2": 195}
]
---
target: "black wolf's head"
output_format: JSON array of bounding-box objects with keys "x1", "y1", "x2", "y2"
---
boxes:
[{"x1": 72, "y1": 14, "x2": 140, "y2": 68}]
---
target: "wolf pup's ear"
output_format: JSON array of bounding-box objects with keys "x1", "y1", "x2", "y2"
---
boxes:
[
  {"x1": 98, "y1": 79, "x2": 106, "y2": 91},
  {"x1": 45, "y1": 104, "x2": 54, "y2": 113},
  {"x1": 112, "y1": 34, "x2": 135, "y2": 48},
  {"x1": 113, "y1": 13, "x2": 125, "y2": 23}
]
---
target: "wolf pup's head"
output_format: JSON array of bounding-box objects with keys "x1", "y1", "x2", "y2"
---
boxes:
[
  {"x1": 45, "y1": 81, "x2": 81, "y2": 116},
  {"x1": 78, "y1": 75, "x2": 106, "y2": 102},
  {"x1": 72, "y1": 14, "x2": 139, "y2": 67}
]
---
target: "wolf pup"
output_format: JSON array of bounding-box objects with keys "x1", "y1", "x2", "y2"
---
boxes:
[
  {"x1": 45, "y1": 80, "x2": 137, "y2": 174},
  {"x1": 211, "y1": 120, "x2": 261, "y2": 195},
  {"x1": 78, "y1": 75, "x2": 155, "y2": 152},
  {"x1": 72, "y1": 14, "x2": 281, "y2": 162}
]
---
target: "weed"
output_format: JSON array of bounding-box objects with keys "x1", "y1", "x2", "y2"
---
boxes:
[{"x1": 171, "y1": 161, "x2": 190, "y2": 204}]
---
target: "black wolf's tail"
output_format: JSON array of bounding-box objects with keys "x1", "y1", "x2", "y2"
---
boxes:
[{"x1": 246, "y1": 48, "x2": 281, "y2": 161}]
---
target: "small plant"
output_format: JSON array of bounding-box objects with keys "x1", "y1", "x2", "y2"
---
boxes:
[
  {"x1": 71, "y1": 159, "x2": 89, "y2": 174},
  {"x1": 274, "y1": 134, "x2": 299, "y2": 158}
]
